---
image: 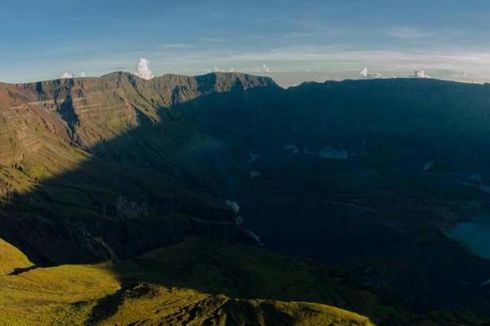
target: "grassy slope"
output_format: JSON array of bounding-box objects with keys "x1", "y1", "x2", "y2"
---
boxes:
[
  {"x1": 0, "y1": 264, "x2": 119, "y2": 325},
  {"x1": 1, "y1": 239, "x2": 487, "y2": 325},
  {"x1": 0, "y1": 239, "x2": 373, "y2": 326},
  {"x1": 0, "y1": 238, "x2": 33, "y2": 275},
  {"x1": 101, "y1": 285, "x2": 373, "y2": 326}
]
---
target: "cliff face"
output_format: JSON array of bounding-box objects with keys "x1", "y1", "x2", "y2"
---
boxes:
[
  {"x1": 0, "y1": 72, "x2": 276, "y2": 264},
  {"x1": 0, "y1": 72, "x2": 276, "y2": 156},
  {"x1": 0, "y1": 71, "x2": 276, "y2": 196}
]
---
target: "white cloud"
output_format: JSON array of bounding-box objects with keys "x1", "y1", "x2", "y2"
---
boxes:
[
  {"x1": 359, "y1": 67, "x2": 381, "y2": 79},
  {"x1": 359, "y1": 67, "x2": 368, "y2": 78},
  {"x1": 413, "y1": 70, "x2": 431, "y2": 78},
  {"x1": 80, "y1": 72, "x2": 87, "y2": 78},
  {"x1": 262, "y1": 64, "x2": 272, "y2": 73},
  {"x1": 61, "y1": 72, "x2": 73, "y2": 79},
  {"x1": 135, "y1": 58, "x2": 154, "y2": 80}
]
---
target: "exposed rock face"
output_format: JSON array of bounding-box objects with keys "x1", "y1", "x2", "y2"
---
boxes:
[
  {"x1": 0, "y1": 72, "x2": 276, "y2": 264},
  {"x1": 0, "y1": 72, "x2": 275, "y2": 154}
]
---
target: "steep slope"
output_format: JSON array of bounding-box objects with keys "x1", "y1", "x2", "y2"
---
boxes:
[
  {"x1": 0, "y1": 72, "x2": 275, "y2": 165},
  {"x1": 0, "y1": 72, "x2": 276, "y2": 264}
]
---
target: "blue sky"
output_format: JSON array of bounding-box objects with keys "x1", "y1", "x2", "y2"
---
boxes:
[{"x1": 2, "y1": 0, "x2": 490, "y2": 85}]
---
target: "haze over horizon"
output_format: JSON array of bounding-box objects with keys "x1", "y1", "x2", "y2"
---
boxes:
[{"x1": 3, "y1": 0, "x2": 490, "y2": 86}]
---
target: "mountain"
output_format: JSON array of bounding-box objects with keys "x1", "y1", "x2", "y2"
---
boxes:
[
  {"x1": 0, "y1": 72, "x2": 381, "y2": 325},
  {"x1": 0, "y1": 72, "x2": 276, "y2": 264},
  {"x1": 1, "y1": 72, "x2": 490, "y2": 324},
  {"x1": 176, "y1": 77, "x2": 490, "y2": 319}
]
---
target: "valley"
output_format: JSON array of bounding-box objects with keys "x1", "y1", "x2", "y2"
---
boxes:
[{"x1": 1, "y1": 72, "x2": 490, "y2": 324}]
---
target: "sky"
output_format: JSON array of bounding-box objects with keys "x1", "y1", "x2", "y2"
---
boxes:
[{"x1": 2, "y1": 0, "x2": 490, "y2": 86}]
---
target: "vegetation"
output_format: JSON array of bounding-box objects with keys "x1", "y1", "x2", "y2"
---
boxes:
[
  {"x1": 0, "y1": 238, "x2": 374, "y2": 325},
  {"x1": 2, "y1": 73, "x2": 490, "y2": 324},
  {"x1": 0, "y1": 238, "x2": 33, "y2": 275}
]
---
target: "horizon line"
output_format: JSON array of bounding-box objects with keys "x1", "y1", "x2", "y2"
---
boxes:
[{"x1": 1, "y1": 70, "x2": 486, "y2": 88}]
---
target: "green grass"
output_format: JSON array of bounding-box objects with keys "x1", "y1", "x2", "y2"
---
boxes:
[
  {"x1": 0, "y1": 263, "x2": 119, "y2": 325},
  {"x1": 0, "y1": 238, "x2": 374, "y2": 326},
  {"x1": 101, "y1": 285, "x2": 373, "y2": 326},
  {"x1": 0, "y1": 238, "x2": 33, "y2": 275},
  {"x1": 2, "y1": 238, "x2": 489, "y2": 325}
]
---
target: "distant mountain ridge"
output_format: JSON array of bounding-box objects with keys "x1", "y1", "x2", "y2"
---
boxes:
[{"x1": 0, "y1": 71, "x2": 277, "y2": 152}]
